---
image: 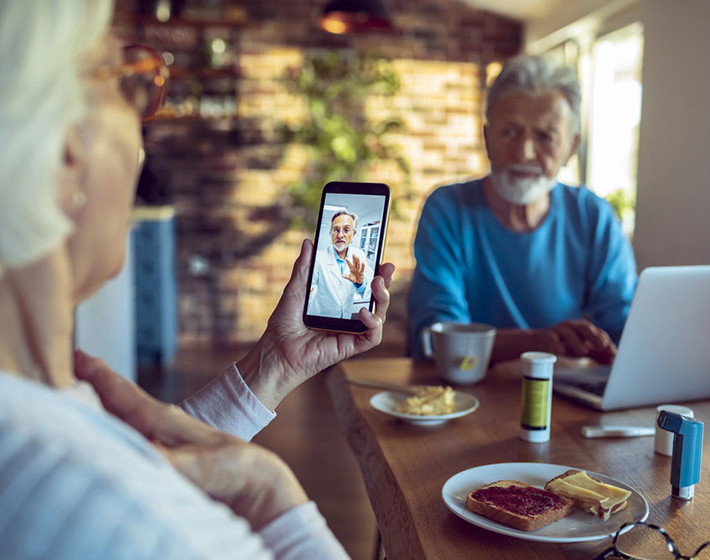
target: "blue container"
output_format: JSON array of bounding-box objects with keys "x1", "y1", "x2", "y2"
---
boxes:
[{"x1": 131, "y1": 206, "x2": 178, "y2": 366}]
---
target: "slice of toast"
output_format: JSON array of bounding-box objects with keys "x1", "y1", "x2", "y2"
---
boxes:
[
  {"x1": 544, "y1": 470, "x2": 631, "y2": 521},
  {"x1": 465, "y1": 480, "x2": 575, "y2": 532}
]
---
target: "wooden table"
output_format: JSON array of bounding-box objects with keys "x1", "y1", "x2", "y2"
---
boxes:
[{"x1": 327, "y1": 358, "x2": 710, "y2": 560}]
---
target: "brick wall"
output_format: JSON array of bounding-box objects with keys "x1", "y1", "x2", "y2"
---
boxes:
[{"x1": 114, "y1": 0, "x2": 522, "y2": 346}]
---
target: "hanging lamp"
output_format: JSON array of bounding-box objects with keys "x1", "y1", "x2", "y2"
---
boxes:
[{"x1": 320, "y1": 0, "x2": 393, "y2": 34}]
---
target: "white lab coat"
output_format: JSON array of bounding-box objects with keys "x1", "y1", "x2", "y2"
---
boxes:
[{"x1": 307, "y1": 245, "x2": 372, "y2": 319}]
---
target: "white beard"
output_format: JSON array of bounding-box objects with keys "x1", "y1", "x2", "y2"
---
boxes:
[{"x1": 490, "y1": 166, "x2": 557, "y2": 205}]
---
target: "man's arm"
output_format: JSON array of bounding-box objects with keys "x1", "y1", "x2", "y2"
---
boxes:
[
  {"x1": 408, "y1": 188, "x2": 471, "y2": 358},
  {"x1": 490, "y1": 321, "x2": 617, "y2": 364},
  {"x1": 490, "y1": 197, "x2": 634, "y2": 364},
  {"x1": 582, "y1": 198, "x2": 638, "y2": 344}
]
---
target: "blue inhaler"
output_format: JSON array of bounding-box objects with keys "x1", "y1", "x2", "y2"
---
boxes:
[{"x1": 657, "y1": 411, "x2": 704, "y2": 500}]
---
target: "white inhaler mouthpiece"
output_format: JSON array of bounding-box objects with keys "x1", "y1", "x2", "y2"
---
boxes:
[{"x1": 519, "y1": 352, "x2": 557, "y2": 443}]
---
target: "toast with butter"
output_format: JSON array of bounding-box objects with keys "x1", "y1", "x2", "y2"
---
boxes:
[
  {"x1": 544, "y1": 470, "x2": 631, "y2": 521},
  {"x1": 465, "y1": 480, "x2": 575, "y2": 532}
]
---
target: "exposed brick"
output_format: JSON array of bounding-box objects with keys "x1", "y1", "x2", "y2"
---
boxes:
[{"x1": 121, "y1": 0, "x2": 521, "y2": 344}]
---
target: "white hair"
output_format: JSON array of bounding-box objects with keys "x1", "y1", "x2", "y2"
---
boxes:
[
  {"x1": 486, "y1": 54, "x2": 581, "y2": 134},
  {"x1": 331, "y1": 210, "x2": 358, "y2": 230},
  {"x1": 0, "y1": 0, "x2": 114, "y2": 277}
]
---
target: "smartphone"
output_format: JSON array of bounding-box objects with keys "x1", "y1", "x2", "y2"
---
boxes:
[{"x1": 303, "y1": 181, "x2": 391, "y2": 334}]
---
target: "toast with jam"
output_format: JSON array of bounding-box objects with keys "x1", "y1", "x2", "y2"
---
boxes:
[{"x1": 465, "y1": 480, "x2": 575, "y2": 532}]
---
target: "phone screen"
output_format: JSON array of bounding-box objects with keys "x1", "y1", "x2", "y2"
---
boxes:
[{"x1": 303, "y1": 182, "x2": 390, "y2": 333}]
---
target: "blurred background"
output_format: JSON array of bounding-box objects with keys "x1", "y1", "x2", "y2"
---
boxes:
[{"x1": 73, "y1": 1, "x2": 710, "y2": 558}]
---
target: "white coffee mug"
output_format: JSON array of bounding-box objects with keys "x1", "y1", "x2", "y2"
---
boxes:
[{"x1": 420, "y1": 322, "x2": 496, "y2": 385}]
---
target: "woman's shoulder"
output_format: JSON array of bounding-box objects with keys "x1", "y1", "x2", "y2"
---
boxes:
[
  {"x1": 0, "y1": 373, "x2": 266, "y2": 559},
  {"x1": 0, "y1": 373, "x2": 153, "y2": 458}
]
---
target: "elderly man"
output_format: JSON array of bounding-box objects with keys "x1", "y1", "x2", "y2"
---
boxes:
[
  {"x1": 308, "y1": 211, "x2": 373, "y2": 319},
  {"x1": 408, "y1": 55, "x2": 637, "y2": 363}
]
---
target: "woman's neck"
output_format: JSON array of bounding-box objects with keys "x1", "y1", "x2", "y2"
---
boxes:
[{"x1": 0, "y1": 252, "x2": 75, "y2": 388}]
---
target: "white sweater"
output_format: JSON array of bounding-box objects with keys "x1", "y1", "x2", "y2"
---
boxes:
[{"x1": 0, "y1": 367, "x2": 349, "y2": 560}]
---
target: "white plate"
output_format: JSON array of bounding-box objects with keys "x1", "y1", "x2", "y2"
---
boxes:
[
  {"x1": 441, "y1": 462, "x2": 649, "y2": 543},
  {"x1": 370, "y1": 390, "x2": 479, "y2": 425}
]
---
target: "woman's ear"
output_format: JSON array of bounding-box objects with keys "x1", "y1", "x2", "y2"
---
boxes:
[{"x1": 57, "y1": 128, "x2": 87, "y2": 219}]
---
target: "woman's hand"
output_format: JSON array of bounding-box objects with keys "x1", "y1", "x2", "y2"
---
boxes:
[
  {"x1": 74, "y1": 350, "x2": 308, "y2": 530},
  {"x1": 238, "y1": 239, "x2": 395, "y2": 411}
]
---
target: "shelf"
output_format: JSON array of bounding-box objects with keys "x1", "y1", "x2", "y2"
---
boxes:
[
  {"x1": 114, "y1": 11, "x2": 247, "y2": 29},
  {"x1": 167, "y1": 66, "x2": 240, "y2": 79},
  {"x1": 148, "y1": 115, "x2": 236, "y2": 123}
]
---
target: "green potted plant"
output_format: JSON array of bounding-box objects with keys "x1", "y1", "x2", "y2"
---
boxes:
[{"x1": 282, "y1": 49, "x2": 411, "y2": 229}]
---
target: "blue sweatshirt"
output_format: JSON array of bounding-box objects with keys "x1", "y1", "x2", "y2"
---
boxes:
[{"x1": 408, "y1": 180, "x2": 638, "y2": 358}]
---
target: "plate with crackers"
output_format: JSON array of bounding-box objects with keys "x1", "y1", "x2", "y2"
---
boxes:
[
  {"x1": 441, "y1": 462, "x2": 649, "y2": 542},
  {"x1": 370, "y1": 387, "x2": 479, "y2": 426}
]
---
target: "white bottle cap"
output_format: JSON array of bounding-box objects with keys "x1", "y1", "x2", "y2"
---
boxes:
[
  {"x1": 655, "y1": 404, "x2": 694, "y2": 456},
  {"x1": 521, "y1": 352, "x2": 557, "y2": 380}
]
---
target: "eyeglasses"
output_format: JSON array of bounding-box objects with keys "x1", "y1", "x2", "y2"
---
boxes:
[
  {"x1": 331, "y1": 227, "x2": 354, "y2": 235},
  {"x1": 595, "y1": 521, "x2": 710, "y2": 560},
  {"x1": 91, "y1": 45, "x2": 168, "y2": 121}
]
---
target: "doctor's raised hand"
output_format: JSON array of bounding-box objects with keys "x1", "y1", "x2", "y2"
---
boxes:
[
  {"x1": 236, "y1": 239, "x2": 395, "y2": 411},
  {"x1": 343, "y1": 254, "x2": 366, "y2": 285}
]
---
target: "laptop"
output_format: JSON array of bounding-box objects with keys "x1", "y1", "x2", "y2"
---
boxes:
[{"x1": 553, "y1": 265, "x2": 710, "y2": 410}]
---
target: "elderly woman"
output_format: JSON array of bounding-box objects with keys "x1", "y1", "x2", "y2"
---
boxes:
[{"x1": 0, "y1": 0, "x2": 394, "y2": 558}]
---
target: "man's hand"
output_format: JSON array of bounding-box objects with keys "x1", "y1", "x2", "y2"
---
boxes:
[
  {"x1": 343, "y1": 254, "x2": 365, "y2": 285},
  {"x1": 490, "y1": 319, "x2": 617, "y2": 364},
  {"x1": 74, "y1": 350, "x2": 308, "y2": 530},
  {"x1": 238, "y1": 239, "x2": 394, "y2": 411},
  {"x1": 532, "y1": 319, "x2": 617, "y2": 364}
]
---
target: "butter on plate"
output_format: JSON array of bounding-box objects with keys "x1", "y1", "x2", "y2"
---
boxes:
[{"x1": 544, "y1": 470, "x2": 631, "y2": 521}]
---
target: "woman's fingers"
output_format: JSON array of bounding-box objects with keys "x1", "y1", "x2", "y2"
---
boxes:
[
  {"x1": 75, "y1": 349, "x2": 219, "y2": 445},
  {"x1": 371, "y1": 275, "x2": 391, "y2": 322},
  {"x1": 74, "y1": 350, "x2": 157, "y2": 425},
  {"x1": 359, "y1": 306, "x2": 384, "y2": 330},
  {"x1": 281, "y1": 239, "x2": 313, "y2": 300},
  {"x1": 378, "y1": 262, "x2": 395, "y2": 289}
]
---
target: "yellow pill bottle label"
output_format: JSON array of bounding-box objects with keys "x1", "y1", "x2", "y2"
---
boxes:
[{"x1": 521, "y1": 377, "x2": 550, "y2": 430}]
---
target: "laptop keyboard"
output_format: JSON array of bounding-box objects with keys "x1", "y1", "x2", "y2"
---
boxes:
[
  {"x1": 570, "y1": 380, "x2": 606, "y2": 396},
  {"x1": 555, "y1": 365, "x2": 611, "y2": 399}
]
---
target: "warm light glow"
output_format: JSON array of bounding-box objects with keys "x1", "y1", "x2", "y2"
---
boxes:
[
  {"x1": 320, "y1": 17, "x2": 349, "y2": 34},
  {"x1": 155, "y1": 0, "x2": 170, "y2": 22},
  {"x1": 154, "y1": 75, "x2": 166, "y2": 87},
  {"x1": 486, "y1": 61, "x2": 503, "y2": 87},
  {"x1": 162, "y1": 51, "x2": 175, "y2": 66},
  {"x1": 211, "y1": 38, "x2": 227, "y2": 54}
]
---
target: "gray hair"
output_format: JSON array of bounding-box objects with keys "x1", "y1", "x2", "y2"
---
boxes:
[
  {"x1": 0, "y1": 0, "x2": 114, "y2": 276},
  {"x1": 486, "y1": 54, "x2": 581, "y2": 134},
  {"x1": 331, "y1": 210, "x2": 358, "y2": 230}
]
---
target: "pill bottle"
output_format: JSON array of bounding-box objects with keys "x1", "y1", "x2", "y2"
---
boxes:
[
  {"x1": 655, "y1": 404, "x2": 694, "y2": 456},
  {"x1": 519, "y1": 352, "x2": 557, "y2": 443}
]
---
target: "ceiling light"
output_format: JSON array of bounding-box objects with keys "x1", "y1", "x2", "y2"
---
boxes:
[{"x1": 320, "y1": 0, "x2": 393, "y2": 34}]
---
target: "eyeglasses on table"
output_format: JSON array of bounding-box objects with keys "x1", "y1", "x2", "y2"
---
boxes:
[{"x1": 595, "y1": 521, "x2": 710, "y2": 560}]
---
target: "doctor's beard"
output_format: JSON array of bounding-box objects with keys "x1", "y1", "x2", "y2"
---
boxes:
[
  {"x1": 490, "y1": 165, "x2": 558, "y2": 205},
  {"x1": 333, "y1": 241, "x2": 348, "y2": 252}
]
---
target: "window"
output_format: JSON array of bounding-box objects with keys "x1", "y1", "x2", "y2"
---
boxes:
[{"x1": 586, "y1": 23, "x2": 644, "y2": 236}]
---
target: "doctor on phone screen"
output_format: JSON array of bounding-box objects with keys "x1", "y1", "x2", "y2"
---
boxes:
[{"x1": 308, "y1": 211, "x2": 373, "y2": 319}]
